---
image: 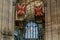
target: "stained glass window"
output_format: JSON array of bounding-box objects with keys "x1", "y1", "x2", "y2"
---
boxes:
[{"x1": 25, "y1": 21, "x2": 38, "y2": 39}]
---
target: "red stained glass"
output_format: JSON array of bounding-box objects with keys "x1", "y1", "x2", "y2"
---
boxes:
[
  {"x1": 34, "y1": 6, "x2": 44, "y2": 16},
  {"x1": 17, "y1": 3, "x2": 26, "y2": 15}
]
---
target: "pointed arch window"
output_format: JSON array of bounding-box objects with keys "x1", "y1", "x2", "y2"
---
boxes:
[{"x1": 25, "y1": 21, "x2": 38, "y2": 39}]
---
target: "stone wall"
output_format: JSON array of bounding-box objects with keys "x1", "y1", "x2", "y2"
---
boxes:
[
  {"x1": 0, "y1": 0, "x2": 14, "y2": 40},
  {"x1": 45, "y1": 0, "x2": 60, "y2": 40}
]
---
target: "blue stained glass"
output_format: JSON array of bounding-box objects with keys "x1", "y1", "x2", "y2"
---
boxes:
[{"x1": 25, "y1": 21, "x2": 38, "y2": 39}]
